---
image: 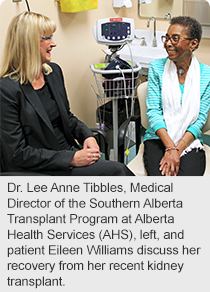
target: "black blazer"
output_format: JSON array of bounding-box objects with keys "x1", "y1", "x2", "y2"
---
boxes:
[{"x1": 0, "y1": 62, "x2": 93, "y2": 172}]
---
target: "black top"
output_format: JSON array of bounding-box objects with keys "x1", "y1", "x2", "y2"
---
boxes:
[{"x1": 36, "y1": 82, "x2": 71, "y2": 150}]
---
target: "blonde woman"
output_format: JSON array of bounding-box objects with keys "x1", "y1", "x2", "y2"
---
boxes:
[{"x1": 0, "y1": 12, "x2": 134, "y2": 176}]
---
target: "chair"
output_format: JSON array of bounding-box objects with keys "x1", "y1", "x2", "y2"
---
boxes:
[
  {"x1": 0, "y1": 129, "x2": 109, "y2": 175},
  {"x1": 127, "y1": 81, "x2": 210, "y2": 176},
  {"x1": 118, "y1": 115, "x2": 141, "y2": 163},
  {"x1": 90, "y1": 128, "x2": 109, "y2": 160}
]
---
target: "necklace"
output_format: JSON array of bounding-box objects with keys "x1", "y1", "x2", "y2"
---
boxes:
[{"x1": 177, "y1": 68, "x2": 185, "y2": 77}]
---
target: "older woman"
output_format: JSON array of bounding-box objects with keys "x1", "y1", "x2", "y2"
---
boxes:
[
  {"x1": 143, "y1": 16, "x2": 210, "y2": 176},
  {"x1": 0, "y1": 12, "x2": 134, "y2": 176}
]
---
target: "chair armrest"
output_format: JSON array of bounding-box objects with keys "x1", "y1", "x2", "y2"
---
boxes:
[{"x1": 90, "y1": 128, "x2": 110, "y2": 160}]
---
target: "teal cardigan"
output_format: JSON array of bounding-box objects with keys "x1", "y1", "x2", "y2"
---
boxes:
[{"x1": 144, "y1": 57, "x2": 210, "y2": 143}]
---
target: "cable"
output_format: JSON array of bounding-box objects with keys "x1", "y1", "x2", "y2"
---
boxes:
[
  {"x1": 126, "y1": 41, "x2": 135, "y2": 115},
  {"x1": 25, "y1": 0, "x2": 30, "y2": 11},
  {"x1": 116, "y1": 66, "x2": 129, "y2": 119},
  {"x1": 124, "y1": 41, "x2": 136, "y2": 162}
]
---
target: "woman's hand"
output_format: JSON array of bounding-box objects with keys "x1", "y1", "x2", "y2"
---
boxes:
[
  {"x1": 159, "y1": 149, "x2": 180, "y2": 176},
  {"x1": 69, "y1": 137, "x2": 101, "y2": 167},
  {"x1": 83, "y1": 136, "x2": 100, "y2": 151},
  {"x1": 155, "y1": 128, "x2": 180, "y2": 176}
]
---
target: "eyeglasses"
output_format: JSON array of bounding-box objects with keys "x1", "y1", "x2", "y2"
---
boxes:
[
  {"x1": 161, "y1": 34, "x2": 193, "y2": 45},
  {"x1": 40, "y1": 35, "x2": 54, "y2": 43}
]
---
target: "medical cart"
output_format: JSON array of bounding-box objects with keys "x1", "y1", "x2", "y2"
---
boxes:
[
  {"x1": 90, "y1": 61, "x2": 141, "y2": 161},
  {"x1": 91, "y1": 17, "x2": 142, "y2": 161}
]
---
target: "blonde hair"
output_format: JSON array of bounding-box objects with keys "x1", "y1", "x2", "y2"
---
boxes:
[{"x1": 0, "y1": 11, "x2": 56, "y2": 84}]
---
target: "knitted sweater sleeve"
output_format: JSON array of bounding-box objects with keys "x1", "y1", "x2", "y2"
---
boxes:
[{"x1": 146, "y1": 59, "x2": 167, "y2": 133}]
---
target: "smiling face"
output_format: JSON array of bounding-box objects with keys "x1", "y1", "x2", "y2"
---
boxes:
[
  {"x1": 164, "y1": 24, "x2": 197, "y2": 65},
  {"x1": 40, "y1": 35, "x2": 57, "y2": 64}
]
